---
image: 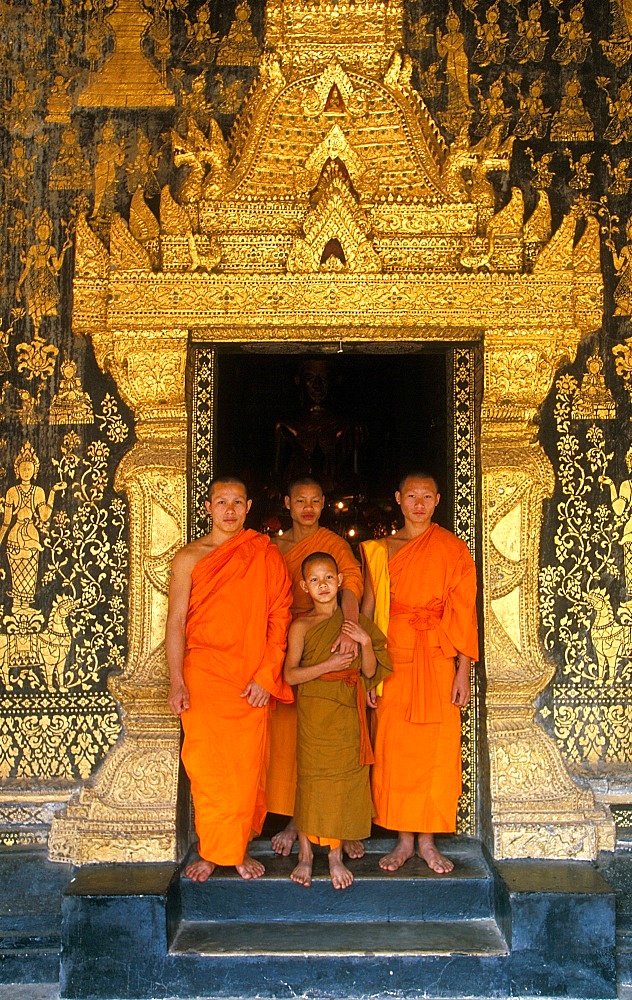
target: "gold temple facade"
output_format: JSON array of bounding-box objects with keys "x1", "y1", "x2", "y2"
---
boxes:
[{"x1": 2, "y1": 0, "x2": 630, "y2": 863}]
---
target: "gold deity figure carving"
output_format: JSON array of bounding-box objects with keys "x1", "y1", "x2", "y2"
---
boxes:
[
  {"x1": 91, "y1": 119, "x2": 126, "y2": 221},
  {"x1": 4, "y1": 74, "x2": 40, "y2": 139},
  {"x1": 182, "y1": 2, "x2": 219, "y2": 65},
  {"x1": 213, "y1": 73, "x2": 247, "y2": 115},
  {"x1": 15, "y1": 209, "x2": 72, "y2": 337},
  {"x1": 49, "y1": 359, "x2": 94, "y2": 426},
  {"x1": 472, "y1": 1, "x2": 508, "y2": 67},
  {"x1": 126, "y1": 131, "x2": 160, "y2": 197},
  {"x1": 511, "y1": 2, "x2": 548, "y2": 63},
  {"x1": 553, "y1": 2, "x2": 591, "y2": 65},
  {"x1": 178, "y1": 72, "x2": 214, "y2": 132},
  {"x1": 606, "y1": 217, "x2": 632, "y2": 316},
  {"x1": 474, "y1": 76, "x2": 511, "y2": 138},
  {"x1": 49, "y1": 126, "x2": 92, "y2": 192},
  {"x1": 148, "y1": 10, "x2": 171, "y2": 88},
  {"x1": 45, "y1": 75, "x2": 73, "y2": 125},
  {"x1": 601, "y1": 79, "x2": 632, "y2": 144},
  {"x1": 514, "y1": 77, "x2": 550, "y2": 140},
  {"x1": 603, "y1": 154, "x2": 632, "y2": 197},
  {"x1": 216, "y1": 1, "x2": 260, "y2": 67},
  {"x1": 407, "y1": 11, "x2": 432, "y2": 52},
  {"x1": 562, "y1": 149, "x2": 593, "y2": 191},
  {"x1": 525, "y1": 147, "x2": 554, "y2": 190},
  {"x1": 0, "y1": 442, "x2": 64, "y2": 616},
  {"x1": 600, "y1": 446, "x2": 632, "y2": 599},
  {"x1": 571, "y1": 349, "x2": 616, "y2": 420},
  {"x1": 5, "y1": 139, "x2": 36, "y2": 205},
  {"x1": 550, "y1": 76, "x2": 594, "y2": 142},
  {"x1": 436, "y1": 5, "x2": 473, "y2": 135}
]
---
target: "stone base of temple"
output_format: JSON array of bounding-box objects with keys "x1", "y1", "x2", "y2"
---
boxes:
[{"x1": 50, "y1": 837, "x2": 617, "y2": 1000}]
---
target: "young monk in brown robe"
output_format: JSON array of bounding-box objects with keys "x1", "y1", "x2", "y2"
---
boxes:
[
  {"x1": 284, "y1": 552, "x2": 392, "y2": 890},
  {"x1": 269, "y1": 477, "x2": 364, "y2": 858}
]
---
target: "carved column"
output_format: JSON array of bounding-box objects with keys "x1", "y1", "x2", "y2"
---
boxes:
[
  {"x1": 48, "y1": 329, "x2": 188, "y2": 863},
  {"x1": 481, "y1": 328, "x2": 615, "y2": 859}
]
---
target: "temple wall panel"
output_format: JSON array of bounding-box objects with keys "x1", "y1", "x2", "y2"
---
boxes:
[{"x1": 0, "y1": 0, "x2": 630, "y2": 859}]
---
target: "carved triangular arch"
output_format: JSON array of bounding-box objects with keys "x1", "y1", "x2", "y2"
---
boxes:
[
  {"x1": 287, "y1": 163, "x2": 381, "y2": 273},
  {"x1": 296, "y1": 124, "x2": 368, "y2": 196}
]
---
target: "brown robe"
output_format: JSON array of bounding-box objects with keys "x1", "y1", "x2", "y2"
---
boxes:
[{"x1": 294, "y1": 609, "x2": 392, "y2": 842}]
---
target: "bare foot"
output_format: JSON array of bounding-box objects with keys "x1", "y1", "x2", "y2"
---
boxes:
[
  {"x1": 235, "y1": 853, "x2": 265, "y2": 879},
  {"x1": 271, "y1": 820, "x2": 298, "y2": 856},
  {"x1": 185, "y1": 859, "x2": 216, "y2": 882},
  {"x1": 342, "y1": 839, "x2": 365, "y2": 859},
  {"x1": 379, "y1": 832, "x2": 415, "y2": 872},
  {"x1": 329, "y1": 848, "x2": 354, "y2": 890},
  {"x1": 291, "y1": 857, "x2": 313, "y2": 887},
  {"x1": 291, "y1": 832, "x2": 313, "y2": 888},
  {"x1": 417, "y1": 834, "x2": 454, "y2": 874}
]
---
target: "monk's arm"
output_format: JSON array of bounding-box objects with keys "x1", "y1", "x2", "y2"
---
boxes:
[
  {"x1": 249, "y1": 546, "x2": 293, "y2": 700},
  {"x1": 340, "y1": 620, "x2": 376, "y2": 678},
  {"x1": 452, "y1": 652, "x2": 471, "y2": 708},
  {"x1": 165, "y1": 549, "x2": 193, "y2": 715},
  {"x1": 331, "y1": 541, "x2": 362, "y2": 654},
  {"x1": 332, "y1": 588, "x2": 360, "y2": 655},
  {"x1": 359, "y1": 559, "x2": 375, "y2": 619},
  {"x1": 283, "y1": 622, "x2": 354, "y2": 685}
]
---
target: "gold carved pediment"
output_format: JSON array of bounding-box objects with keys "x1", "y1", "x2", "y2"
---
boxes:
[{"x1": 287, "y1": 163, "x2": 381, "y2": 274}]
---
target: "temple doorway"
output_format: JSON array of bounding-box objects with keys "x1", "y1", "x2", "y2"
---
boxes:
[{"x1": 189, "y1": 341, "x2": 481, "y2": 836}]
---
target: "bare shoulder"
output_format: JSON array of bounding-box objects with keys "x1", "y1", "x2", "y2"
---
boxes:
[
  {"x1": 171, "y1": 536, "x2": 214, "y2": 575},
  {"x1": 272, "y1": 532, "x2": 294, "y2": 555},
  {"x1": 289, "y1": 614, "x2": 318, "y2": 638}
]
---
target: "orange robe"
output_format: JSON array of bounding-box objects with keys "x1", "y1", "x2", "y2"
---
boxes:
[
  {"x1": 266, "y1": 527, "x2": 363, "y2": 817},
  {"x1": 181, "y1": 529, "x2": 292, "y2": 865},
  {"x1": 362, "y1": 524, "x2": 478, "y2": 833}
]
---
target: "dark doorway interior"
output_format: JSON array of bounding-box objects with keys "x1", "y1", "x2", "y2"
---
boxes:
[{"x1": 213, "y1": 349, "x2": 450, "y2": 541}]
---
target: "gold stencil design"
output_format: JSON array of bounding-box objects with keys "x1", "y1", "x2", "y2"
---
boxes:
[
  {"x1": 540, "y1": 376, "x2": 632, "y2": 775},
  {"x1": 77, "y1": 0, "x2": 175, "y2": 108},
  {"x1": 572, "y1": 351, "x2": 616, "y2": 421}
]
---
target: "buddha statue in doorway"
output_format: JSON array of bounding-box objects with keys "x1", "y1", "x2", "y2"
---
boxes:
[{"x1": 274, "y1": 358, "x2": 365, "y2": 494}]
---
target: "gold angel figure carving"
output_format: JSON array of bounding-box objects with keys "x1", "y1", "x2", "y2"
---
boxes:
[
  {"x1": 511, "y1": 2, "x2": 548, "y2": 63},
  {"x1": 514, "y1": 77, "x2": 550, "y2": 140},
  {"x1": 15, "y1": 210, "x2": 72, "y2": 336},
  {"x1": 472, "y1": 2, "x2": 509, "y2": 66},
  {"x1": 606, "y1": 217, "x2": 632, "y2": 315},
  {"x1": 0, "y1": 443, "x2": 65, "y2": 615},
  {"x1": 553, "y1": 2, "x2": 591, "y2": 65}
]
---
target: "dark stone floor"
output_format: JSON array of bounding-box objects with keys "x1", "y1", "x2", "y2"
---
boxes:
[{"x1": 1, "y1": 838, "x2": 632, "y2": 1000}]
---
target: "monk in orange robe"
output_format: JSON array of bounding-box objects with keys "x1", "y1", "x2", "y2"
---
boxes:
[
  {"x1": 166, "y1": 477, "x2": 292, "y2": 881},
  {"x1": 361, "y1": 473, "x2": 478, "y2": 874},
  {"x1": 268, "y1": 477, "x2": 364, "y2": 857}
]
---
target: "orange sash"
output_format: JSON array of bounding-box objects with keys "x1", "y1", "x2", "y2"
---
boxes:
[{"x1": 390, "y1": 597, "x2": 452, "y2": 724}]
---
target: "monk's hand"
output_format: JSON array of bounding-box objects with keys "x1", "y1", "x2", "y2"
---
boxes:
[
  {"x1": 331, "y1": 624, "x2": 359, "y2": 658},
  {"x1": 168, "y1": 679, "x2": 190, "y2": 715},
  {"x1": 451, "y1": 657, "x2": 471, "y2": 708},
  {"x1": 324, "y1": 650, "x2": 355, "y2": 672},
  {"x1": 366, "y1": 688, "x2": 379, "y2": 709},
  {"x1": 241, "y1": 680, "x2": 270, "y2": 707}
]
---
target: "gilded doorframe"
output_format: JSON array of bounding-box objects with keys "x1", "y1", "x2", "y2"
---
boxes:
[{"x1": 191, "y1": 342, "x2": 479, "y2": 836}]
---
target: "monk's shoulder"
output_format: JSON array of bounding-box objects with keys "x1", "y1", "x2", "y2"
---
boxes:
[
  {"x1": 171, "y1": 537, "x2": 213, "y2": 574},
  {"x1": 432, "y1": 525, "x2": 474, "y2": 563}
]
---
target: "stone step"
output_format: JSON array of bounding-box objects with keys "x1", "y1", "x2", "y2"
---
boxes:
[
  {"x1": 171, "y1": 916, "x2": 509, "y2": 956},
  {"x1": 180, "y1": 836, "x2": 499, "y2": 924}
]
